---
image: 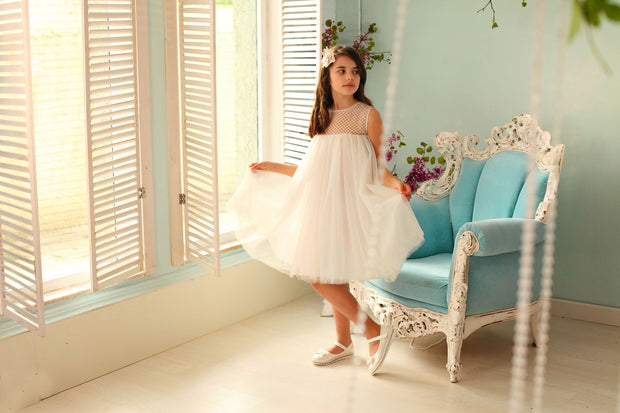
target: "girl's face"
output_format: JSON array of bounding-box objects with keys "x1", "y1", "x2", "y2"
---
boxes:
[{"x1": 328, "y1": 55, "x2": 360, "y2": 98}]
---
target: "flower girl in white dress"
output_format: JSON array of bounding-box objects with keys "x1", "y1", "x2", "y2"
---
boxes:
[{"x1": 229, "y1": 45, "x2": 424, "y2": 374}]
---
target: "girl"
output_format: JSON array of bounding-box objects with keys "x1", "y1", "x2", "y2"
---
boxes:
[{"x1": 229, "y1": 45, "x2": 424, "y2": 375}]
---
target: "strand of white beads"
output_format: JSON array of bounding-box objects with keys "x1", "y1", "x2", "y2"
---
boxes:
[{"x1": 508, "y1": 0, "x2": 546, "y2": 412}]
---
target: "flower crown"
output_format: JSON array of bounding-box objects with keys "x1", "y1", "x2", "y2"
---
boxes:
[{"x1": 321, "y1": 48, "x2": 336, "y2": 68}]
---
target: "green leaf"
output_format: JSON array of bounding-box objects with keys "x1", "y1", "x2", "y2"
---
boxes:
[
  {"x1": 568, "y1": 0, "x2": 583, "y2": 42},
  {"x1": 430, "y1": 156, "x2": 436, "y2": 164},
  {"x1": 604, "y1": 3, "x2": 620, "y2": 21},
  {"x1": 420, "y1": 142, "x2": 427, "y2": 147},
  {"x1": 522, "y1": 1, "x2": 527, "y2": 7},
  {"x1": 423, "y1": 156, "x2": 429, "y2": 162},
  {"x1": 325, "y1": 19, "x2": 332, "y2": 26},
  {"x1": 416, "y1": 148, "x2": 424, "y2": 155},
  {"x1": 407, "y1": 156, "x2": 414, "y2": 164},
  {"x1": 438, "y1": 156, "x2": 446, "y2": 165},
  {"x1": 584, "y1": 0, "x2": 601, "y2": 26},
  {"x1": 426, "y1": 146, "x2": 433, "y2": 152},
  {"x1": 397, "y1": 130, "x2": 404, "y2": 136},
  {"x1": 492, "y1": 21, "x2": 499, "y2": 29}
]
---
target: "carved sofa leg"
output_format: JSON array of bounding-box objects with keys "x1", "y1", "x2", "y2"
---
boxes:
[
  {"x1": 446, "y1": 329, "x2": 464, "y2": 383},
  {"x1": 445, "y1": 230, "x2": 480, "y2": 382}
]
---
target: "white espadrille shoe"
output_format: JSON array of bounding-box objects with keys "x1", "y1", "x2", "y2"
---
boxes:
[
  {"x1": 367, "y1": 324, "x2": 394, "y2": 375},
  {"x1": 312, "y1": 342, "x2": 354, "y2": 366}
]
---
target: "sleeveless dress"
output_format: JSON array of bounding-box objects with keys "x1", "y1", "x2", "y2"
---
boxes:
[{"x1": 229, "y1": 102, "x2": 424, "y2": 284}]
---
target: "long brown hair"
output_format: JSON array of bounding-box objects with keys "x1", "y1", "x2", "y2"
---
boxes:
[{"x1": 308, "y1": 45, "x2": 373, "y2": 138}]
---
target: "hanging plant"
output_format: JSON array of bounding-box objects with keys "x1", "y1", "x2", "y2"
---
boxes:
[{"x1": 322, "y1": 19, "x2": 391, "y2": 71}]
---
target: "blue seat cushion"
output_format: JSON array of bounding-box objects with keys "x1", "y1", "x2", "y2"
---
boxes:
[
  {"x1": 362, "y1": 280, "x2": 449, "y2": 314},
  {"x1": 368, "y1": 253, "x2": 452, "y2": 308}
]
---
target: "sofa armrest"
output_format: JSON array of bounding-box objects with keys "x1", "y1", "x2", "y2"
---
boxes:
[{"x1": 456, "y1": 218, "x2": 546, "y2": 257}]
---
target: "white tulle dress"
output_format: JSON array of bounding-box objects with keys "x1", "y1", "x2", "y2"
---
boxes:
[{"x1": 229, "y1": 101, "x2": 424, "y2": 284}]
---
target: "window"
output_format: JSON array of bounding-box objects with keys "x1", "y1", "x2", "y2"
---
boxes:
[
  {"x1": 166, "y1": 0, "x2": 259, "y2": 268},
  {"x1": 0, "y1": 0, "x2": 154, "y2": 335},
  {"x1": 166, "y1": 0, "x2": 320, "y2": 270},
  {"x1": 215, "y1": 0, "x2": 258, "y2": 245}
]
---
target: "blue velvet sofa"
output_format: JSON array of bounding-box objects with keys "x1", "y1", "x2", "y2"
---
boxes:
[{"x1": 351, "y1": 114, "x2": 565, "y2": 382}]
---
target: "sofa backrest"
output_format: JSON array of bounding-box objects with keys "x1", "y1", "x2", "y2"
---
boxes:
[
  {"x1": 412, "y1": 115, "x2": 563, "y2": 256},
  {"x1": 448, "y1": 158, "x2": 486, "y2": 240},
  {"x1": 447, "y1": 151, "x2": 549, "y2": 240},
  {"x1": 409, "y1": 196, "x2": 454, "y2": 258}
]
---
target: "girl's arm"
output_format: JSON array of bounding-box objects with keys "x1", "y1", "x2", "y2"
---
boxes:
[
  {"x1": 367, "y1": 109, "x2": 412, "y2": 201},
  {"x1": 249, "y1": 161, "x2": 297, "y2": 177}
]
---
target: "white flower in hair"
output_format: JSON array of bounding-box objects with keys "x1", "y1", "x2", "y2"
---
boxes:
[{"x1": 321, "y1": 48, "x2": 336, "y2": 68}]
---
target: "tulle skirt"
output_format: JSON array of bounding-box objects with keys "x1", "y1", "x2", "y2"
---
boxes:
[{"x1": 228, "y1": 133, "x2": 424, "y2": 284}]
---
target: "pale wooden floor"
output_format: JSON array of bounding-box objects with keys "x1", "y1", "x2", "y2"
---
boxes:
[{"x1": 21, "y1": 294, "x2": 620, "y2": 413}]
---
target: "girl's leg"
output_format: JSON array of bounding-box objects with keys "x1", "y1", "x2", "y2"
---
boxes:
[
  {"x1": 324, "y1": 308, "x2": 352, "y2": 354},
  {"x1": 311, "y1": 282, "x2": 382, "y2": 356}
]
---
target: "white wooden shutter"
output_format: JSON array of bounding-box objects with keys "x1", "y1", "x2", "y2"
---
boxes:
[
  {"x1": 178, "y1": 0, "x2": 220, "y2": 274},
  {"x1": 83, "y1": 0, "x2": 145, "y2": 290},
  {"x1": 0, "y1": 0, "x2": 45, "y2": 335},
  {"x1": 281, "y1": 0, "x2": 320, "y2": 165}
]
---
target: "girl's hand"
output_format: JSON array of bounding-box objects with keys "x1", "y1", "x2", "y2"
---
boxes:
[
  {"x1": 392, "y1": 179, "x2": 412, "y2": 201},
  {"x1": 249, "y1": 161, "x2": 276, "y2": 172},
  {"x1": 249, "y1": 161, "x2": 298, "y2": 177},
  {"x1": 383, "y1": 169, "x2": 412, "y2": 201}
]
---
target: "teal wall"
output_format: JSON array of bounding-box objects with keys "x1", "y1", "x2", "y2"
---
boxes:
[
  {"x1": 147, "y1": 0, "x2": 175, "y2": 276},
  {"x1": 330, "y1": 0, "x2": 620, "y2": 308}
]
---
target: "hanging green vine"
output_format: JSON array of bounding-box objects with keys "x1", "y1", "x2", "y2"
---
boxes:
[
  {"x1": 478, "y1": 0, "x2": 620, "y2": 73},
  {"x1": 477, "y1": 0, "x2": 528, "y2": 29},
  {"x1": 478, "y1": 0, "x2": 620, "y2": 31}
]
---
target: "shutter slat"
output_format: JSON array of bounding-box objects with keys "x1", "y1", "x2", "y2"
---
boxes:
[
  {"x1": 96, "y1": 227, "x2": 138, "y2": 254},
  {"x1": 97, "y1": 232, "x2": 139, "y2": 258},
  {"x1": 3, "y1": 270, "x2": 37, "y2": 296},
  {"x1": 93, "y1": 201, "x2": 138, "y2": 226},
  {"x1": 0, "y1": 0, "x2": 45, "y2": 335},
  {"x1": 92, "y1": 156, "x2": 137, "y2": 178},
  {"x1": 96, "y1": 222, "x2": 139, "y2": 245},
  {"x1": 178, "y1": 0, "x2": 219, "y2": 274},
  {"x1": 96, "y1": 259, "x2": 141, "y2": 284},
  {"x1": 280, "y1": 0, "x2": 319, "y2": 166},
  {"x1": 84, "y1": 0, "x2": 145, "y2": 291},
  {"x1": 89, "y1": 71, "x2": 134, "y2": 89}
]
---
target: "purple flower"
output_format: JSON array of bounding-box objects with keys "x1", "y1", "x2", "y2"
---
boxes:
[{"x1": 403, "y1": 157, "x2": 444, "y2": 191}]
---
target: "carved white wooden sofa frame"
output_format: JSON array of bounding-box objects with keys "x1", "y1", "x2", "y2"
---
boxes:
[{"x1": 351, "y1": 114, "x2": 565, "y2": 382}]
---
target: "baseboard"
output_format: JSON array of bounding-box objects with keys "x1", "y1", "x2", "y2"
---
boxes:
[{"x1": 551, "y1": 298, "x2": 620, "y2": 327}]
